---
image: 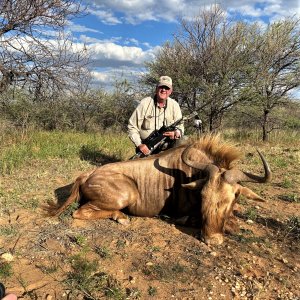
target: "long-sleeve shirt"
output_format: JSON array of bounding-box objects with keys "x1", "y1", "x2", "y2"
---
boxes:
[{"x1": 128, "y1": 96, "x2": 184, "y2": 147}]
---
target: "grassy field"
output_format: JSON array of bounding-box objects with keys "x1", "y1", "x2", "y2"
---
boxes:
[
  {"x1": 0, "y1": 130, "x2": 134, "y2": 175},
  {"x1": 0, "y1": 128, "x2": 299, "y2": 299}
]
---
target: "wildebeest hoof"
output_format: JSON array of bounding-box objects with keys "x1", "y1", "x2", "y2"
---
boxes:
[{"x1": 117, "y1": 218, "x2": 130, "y2": 225}]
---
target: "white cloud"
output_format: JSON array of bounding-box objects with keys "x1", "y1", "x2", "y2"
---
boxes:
[
  {"x1": 224, "y1": 0, "x2": 300, "y2": 20},
  {"x1": 228, "y1": 4, "x2": 264, "y2": 18},
  {"x1": 67, "y1": 21, "x2": 101, "y2": 33},
  {"x1": 124, "y1": 38, "x2": 139, "y2": 46},
  {"x1": 142, "y1": 42, "x2": 152, "y2": 48},
  {"x1": 85, "y1": 0, "x2": 185, "y2": 24},
  {"x1": 79, "y1": 0, "x2": 300, "y2": 89},
  {"x1": 79, "y1": 35, "x2": 122, "y2": 44},
  {"x1": 87, "y1": 42, "x2": 158, "y2": 67},
  {"x1": 90, "y1": 67, "x2": 146, "y2": 90},
  {"x1": 88, "y1": 8, "x2": 122, "y2": 25},
  {"x1": 90, "y1": 70, "x2": 109, "y2": 83},
  {"x1": 85, "y1": 0, "x2": 300, "y2": 24}
]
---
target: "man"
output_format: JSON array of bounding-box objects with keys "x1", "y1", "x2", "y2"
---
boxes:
[{"x1": 128, "y1": 76, "x2": 184, "y2": 156}]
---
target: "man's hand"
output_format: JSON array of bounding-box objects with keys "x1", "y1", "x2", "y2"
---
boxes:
[
  {"x1": 0, "y1": 282, "x2": 17, "y2": 300},
  {"x1": 163, "y1": 129, "x2": 181, "y2": 140},
  {"x1": 138, "y1": 144, "x2": 151, "y2": 155}
]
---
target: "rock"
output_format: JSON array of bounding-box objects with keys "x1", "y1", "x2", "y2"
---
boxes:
[{"x1": 1, "y1": 252, "x2": 14, "y2": 262}]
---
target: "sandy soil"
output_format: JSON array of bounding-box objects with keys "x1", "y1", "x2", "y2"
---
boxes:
[{"x1": 0, "y1": 144, "x2": 299, "y2": 300}]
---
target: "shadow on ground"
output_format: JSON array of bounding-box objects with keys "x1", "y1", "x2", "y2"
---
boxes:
[
  {"x1": 79, "y1": 145, "x2": 120, "y2": 166},
  {"x1": 235, "y1": 211, "x2": 299, "y2": 244},
  {"x1": 54, "y1": 183, "x2": 73, "y2": 206}
]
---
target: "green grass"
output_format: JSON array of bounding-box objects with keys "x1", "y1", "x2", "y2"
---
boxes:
[
  {"x1": 95, "y1": 245, "x2": 112, "y2": 259},
  {"x1": 0, "y1": 224, "x2": 19, "y2": 237},
  {"x1": 58, "y1": 202, "x2": 80, "y2": 221},
  {"x1": 73, "y1": 234, "x2": 87, "y2": 247},
  {"x1": 65, "y1": 254, "x2": 101, "y2": 296},
  {"x1": 143, "y1": 262, "x2": 187, "y2": 281},
  {"x1": 272, "y1": 157, "x2": 288, "y2": 168},
  {"x1": 104, "y1": 284, "x2": 126, "y2": 300},
  {"x1": 223, "y1": 128, "x2": 300, "y2": 145},
  {"x1": 126, "y1": 287, "x2": 142, "y2": 299},
  {"x1": 231, "y1": 233, "x2": 267, "y2": 244},
  {"x1": 0, "y1": 262, "x2": 13, "y2": 278},
  {"x1": 0, "y1": 130, "x2": 133, "y2": 175},
  {"x1": 243, "y1": 206, "x2": 258, "y2": 221},
  {"x1": 280, "y1": 178, "x2": 294, "y2": 189},
  {"x1": 283, "y1": 216, "x2": 300, "y2": 241},
  {"x1": 148, "y1": 286, "x2": 158, "y2": 297},
  {"x1": 38, "y1": 263, "x2": 59, "y2": 274},
  {"x1": 65, "y1": 254, "x2": 126, "y2": 299},
  {"x1": 1, "y1": 127, "x2": 299, "y2": 176}
]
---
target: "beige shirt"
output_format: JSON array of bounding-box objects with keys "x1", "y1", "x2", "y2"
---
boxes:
[{"x1": 128, "y1": 96, "x2": 184, "y2": 147}]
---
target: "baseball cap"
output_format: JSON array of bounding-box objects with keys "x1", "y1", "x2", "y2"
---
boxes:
[{"x1": 157, "y1": 76, "x2": 172, "y2": 89}]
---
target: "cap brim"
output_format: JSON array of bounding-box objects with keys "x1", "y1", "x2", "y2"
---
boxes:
[{"x1": 158, "y1": 83, "x2": 172, "y2": 89}]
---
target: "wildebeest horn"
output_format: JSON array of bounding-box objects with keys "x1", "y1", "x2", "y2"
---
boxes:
[
  {"x1": 181, "y1": 144, "x2": 219, "y2": 177},
  {"x1": 223, "y1": 150, "x2": 272, "y2": 183}
]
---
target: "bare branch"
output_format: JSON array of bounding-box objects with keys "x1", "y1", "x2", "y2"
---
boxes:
[{"x1": 0, "y1": 0, "x2": 88, "y2": 94}]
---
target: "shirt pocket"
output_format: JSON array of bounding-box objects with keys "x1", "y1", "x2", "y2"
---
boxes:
[{"x1": 141, "y1": 115, "x2": 153, "y2": 130}]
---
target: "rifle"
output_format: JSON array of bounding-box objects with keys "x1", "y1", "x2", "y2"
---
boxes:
[{"x1": 130, "y1": 111, "x2": 197, "y2": 160}]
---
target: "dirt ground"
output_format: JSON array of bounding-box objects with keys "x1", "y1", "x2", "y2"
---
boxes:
[{"x1": 0, "y1": 143, "x2": 299, "y2": 300}]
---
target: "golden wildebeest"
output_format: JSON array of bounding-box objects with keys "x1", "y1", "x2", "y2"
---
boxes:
[{"x1": 49, "y1": 134, "x2": 271, "y2": 245}]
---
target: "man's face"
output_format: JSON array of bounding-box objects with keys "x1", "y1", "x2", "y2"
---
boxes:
[{"x1": 156, "y1": 85, "x2": 172, "y2": 101}]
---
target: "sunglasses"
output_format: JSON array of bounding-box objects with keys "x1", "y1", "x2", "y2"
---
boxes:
[{"x1": 158, "y1": 86, "x2": 170, "y2": 90}]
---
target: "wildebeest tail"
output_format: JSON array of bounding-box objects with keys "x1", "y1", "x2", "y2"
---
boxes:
[{"x1": 46, "y1": 170, "x2": 93, "y2": 217}]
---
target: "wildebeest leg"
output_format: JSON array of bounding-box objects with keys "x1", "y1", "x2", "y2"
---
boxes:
[{"x1": 73, "y1": 203, "x2": 130, "y2": 224}]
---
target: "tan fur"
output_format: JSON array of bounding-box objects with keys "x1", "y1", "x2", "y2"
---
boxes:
[
  {"x1": 47, "y1": 134, "x2": 268, "y2": 245},
  {"x1": 191, "y1": 133, "x2": 241, "y2": 169},
  {"x1": 47, "y1": 170, "x2": 95, "y2": 216}
]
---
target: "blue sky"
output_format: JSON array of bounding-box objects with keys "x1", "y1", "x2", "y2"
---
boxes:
[{"x1": 66, "y1": 0, "x2": 300, "y2": 96}]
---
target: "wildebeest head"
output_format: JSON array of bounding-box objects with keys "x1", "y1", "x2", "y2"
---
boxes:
[{"x1": 181, "y1": 135, "x2": 271, "y2": 245}]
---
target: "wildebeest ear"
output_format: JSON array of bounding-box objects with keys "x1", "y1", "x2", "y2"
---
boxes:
[
  {"x1": 182, "y1": 179, "x2": 206, "y2": 190},
  {"x1": 239, "y1": 186, "x2": 266, "y2": 202}
]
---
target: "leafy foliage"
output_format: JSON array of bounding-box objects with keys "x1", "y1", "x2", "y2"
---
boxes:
[{"x1": 144, "y1": 7, "x2": 300, "y2": 140}]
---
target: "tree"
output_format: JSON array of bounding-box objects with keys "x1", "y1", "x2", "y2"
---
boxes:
[
  {"x1": 0, "y1": 0, "x2": 88, "y2": 95},
  {"x1": 0, "y1": 88, "x2": 35, "y2": 129},
  {"x1": 145, "y1": 6, "x2": 256, "y2": 131},
  {"x1": 145, "y1": 8, "x2": 300, "y2": 138},
  {"x1": 98, "y1": 78, "x2": 136, "y2": 131},
  {"x1": 66, "y1": 76, "x2": 136, "y2": 132},
  {"x1": 246, "y1": 19, "x2": 300, "y2": 141}
]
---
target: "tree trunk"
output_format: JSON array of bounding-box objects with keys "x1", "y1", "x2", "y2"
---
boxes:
[{"x1": 262, "y1": 110, "x2": 269, "y2": 142}]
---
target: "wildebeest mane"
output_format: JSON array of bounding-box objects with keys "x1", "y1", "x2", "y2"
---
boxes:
[{"x1": 188, "y1": 133, "x2": 241, "y2": 169}]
